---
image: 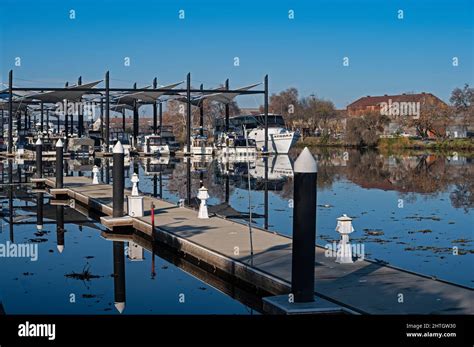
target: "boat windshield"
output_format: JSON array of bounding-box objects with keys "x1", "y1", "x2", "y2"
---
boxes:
[
  {"x1": 253, "y1": 115, "x2": 286, "y2": 128},
  {"x1": 148, "y1": 137, "x2": 164, "y2": 146},
  {"x1": 112, "y1": 133, "x2": 130, "y2": 145},
  {"x1": 215, "y1": 114, "x2": 287, "y2": 133}
]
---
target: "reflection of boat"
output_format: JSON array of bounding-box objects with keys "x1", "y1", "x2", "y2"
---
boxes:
[
  {"x1": 184, "y1": 155, "x2": 212, "y2": 172},
  {"x1": 214, "y1": 114, "x2": 299, "y2": 154},
  {"x1": 144, "y1": 157, "x2": 176, "y2": 175},
  {"x1": 216, "y1": 158, "x2": 256, "y2": 176},
  {"x1": 249, "y1": 155, "x2": 294, "y2": 180},
  {"x1": 184, "y1": 129, "x2": 214, "y2": 156},
  {"x1": 215, "y1": 132, "x2": 257, "y2": 159}
]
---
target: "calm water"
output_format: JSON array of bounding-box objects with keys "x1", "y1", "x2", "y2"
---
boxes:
[{"x1": 0, "y1": 149, "x2": 472, "y2": 314}]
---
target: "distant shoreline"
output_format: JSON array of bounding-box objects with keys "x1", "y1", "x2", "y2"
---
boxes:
[{"x1": 296, "y1": 137, "x2": 474, "y2": 156}]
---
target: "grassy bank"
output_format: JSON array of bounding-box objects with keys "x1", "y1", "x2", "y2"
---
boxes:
[
  {"x1": 296, "y1": 136, "x2": 346, "y2": 148},
  {"x1": 378, "y1": 137, "x2": 474, "y2": 152},
  {"x1": 296, "y1": 137, "x2": 474, "y2": 153}
]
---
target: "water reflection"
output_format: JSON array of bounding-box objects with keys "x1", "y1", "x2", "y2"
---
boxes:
[
  {"x1": 113, "y1": 241, "x2": 126, "y2": 314},
  {"x1": 56, "y1": 205, "x2": 65, "y2": 253},
  {"x1": 314, "y1": 149, "x2": 474, "y2": 212},
  {"x1": 0, "y1": 148, "x2": 472, "y2": 314},
  {"x1": 36, "y1": 192, "x2": 43, "y2": 232}
]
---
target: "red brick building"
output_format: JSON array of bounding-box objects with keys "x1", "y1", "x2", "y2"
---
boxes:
[
  {"x1": 346, "y1": 92, "x2": 448, "y2": 137},
  {"x1": 347, "y1": 93, "x2": 446, "y2": 117}
]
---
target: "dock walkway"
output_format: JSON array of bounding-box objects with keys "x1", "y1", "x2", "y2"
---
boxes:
[{"x1": 43, "y1": 176, "x2": 473, "y2": 314}]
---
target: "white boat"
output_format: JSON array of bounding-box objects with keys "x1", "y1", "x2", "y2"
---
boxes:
[
  {"x1": 143, "y1": 134, "x2": 170, "y2": 156},
  {"x1": 109, "y1": 133, "x2": 132, "y2": 156},
  {"x1": 159, "y1": 126, "x2": 181, "y2": 152},
  {"x1": 214, "y1": 114, "x2": 299, "y2": 154},
  {"x1": 246, "y1": 114, "x2": 299, "y2": 154},
  {"x1": 184, "y1": 129, "x2": 214, "y2": 156}
]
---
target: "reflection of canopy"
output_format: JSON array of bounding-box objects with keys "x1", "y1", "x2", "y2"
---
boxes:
[
  {"x1": 116, "y1": 82, "x2": 183, "y2": 105},
  {"x1": 23, "y1": 80, "x2": 102, "y2": 103}
]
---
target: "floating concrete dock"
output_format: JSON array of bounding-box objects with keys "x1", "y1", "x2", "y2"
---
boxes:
[{"x1": 40, "y1": 176, "x2": 473, "y2": 314}]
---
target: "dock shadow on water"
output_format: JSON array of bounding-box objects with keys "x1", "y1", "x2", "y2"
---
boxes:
[{"x1": 0, "y1": 150, "x2": 472, "y2": 314}]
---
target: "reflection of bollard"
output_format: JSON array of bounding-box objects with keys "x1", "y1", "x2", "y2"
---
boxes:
[
  {"x1": 55, "y1": 139, "x2": 64, "y2": 188},
  {"x1": 35, "y1": 138, "x2": 43, "y2": 179},
  {"x1": 36, "y1": 192, "x2": 43, "y2": 231},
  {"x1": 335, "y1": 214, "x2": 354, "y2": 264},
  {"x1": 127, "y1": 173, "x2": 144, "y2": 217},
  {"x1": 92, "y1": 165, "x2": 99, "y2": 184},
  {"x1": 291, "y1": 147, "x2": 318, "y2": 303},
  {"x1": 56, "y1": 205, "x2": 65, "y2": 253},
  {"x1": 151, "y1": 201, "x2": 156, "y2": 242},
  {"x1": 197, "y1": 186, "x2": 209, "y2": 219},
  {"x1": 113, "y1": 141, "x2": 125, "y2": 218},
  {"x1": 127, "y1": 241, "x2": 144, "y2": 261},
  {"x1": 113, "y1": 241, "x2": 126, "y2": 314}
]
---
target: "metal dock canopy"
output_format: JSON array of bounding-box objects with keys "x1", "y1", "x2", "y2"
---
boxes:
[{"x1": 0, "y1": 70, "x2": 270, "y2": 155}]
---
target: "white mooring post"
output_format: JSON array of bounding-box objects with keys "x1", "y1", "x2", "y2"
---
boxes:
[
  {"x1": 92, "y1": 165, "x2": 99, "y2": 184},
  {"x1": 127, "y1": 173, "x2": 144, "y2": 217},
  {"x1": 197, "y1": 186, "x2": 210, "y2": 219},
  {"x1": 131, "y1": 173, "x2": 139, "y2": 196},
  {"x1": 335, "y1": 214, "x2": 354, "y2": 264}
]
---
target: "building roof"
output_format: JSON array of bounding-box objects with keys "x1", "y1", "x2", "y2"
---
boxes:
[{"x1": 347, "y1": 93, "x2": 446, "y2": 109}]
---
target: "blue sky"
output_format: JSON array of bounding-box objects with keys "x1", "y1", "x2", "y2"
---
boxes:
[{"x1": 0, "y1": 0, "x2": 473, "y2": 108}]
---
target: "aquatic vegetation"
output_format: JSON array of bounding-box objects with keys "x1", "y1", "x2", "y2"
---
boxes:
[{"x1": 65, "y1": 264, "x2": 101, "y2": 281}]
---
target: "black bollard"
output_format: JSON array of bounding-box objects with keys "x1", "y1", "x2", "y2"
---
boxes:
[
  {"x1": 35, "y1": 138, "x2": 43, "y2": 179},
  {"x1": 105, "y1": 159, "x2": 110, "y2": 184},
  {"x1": 112, "y1": 141, "x2": 124, "y2": 218},
  {"x1": 291, "y1": 147, "x2": 318, "y2": 303},
  {"x1": 55, "y1": 138, "x2": 64, "y2": 188}
]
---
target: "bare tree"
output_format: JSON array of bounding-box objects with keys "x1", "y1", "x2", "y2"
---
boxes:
[
  {"x1": 405, "y1": 103, "x2": 451, "y2": 138},
  {"x1": 450, "y1": 84, "x2": 474, "y2": 127},
  {"x1": 345, "y1": 111, "x2": 389, "y2": 147}
]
